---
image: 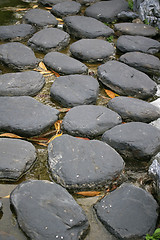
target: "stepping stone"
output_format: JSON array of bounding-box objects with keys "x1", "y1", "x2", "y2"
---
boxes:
[
  {"x1": 0, "y1": 42, "x2": 38, "y2": 70},
  {"x1": 0, "y1": 96, "x2": 59, "y2": 137},
  {"x1": 48, "y1": 134, "x2": 125, "y2": 190},
  {"x1": 43, "y1": 52, "x2": 88, "y2": 75},
  {"x1": 63, "y1": 16, "x2": 114, "y2": 39},
  {"x1": 23, "y1": 8, "x2": 58, "y2": 28},
  {"x1": 97, "y1": 60, "x2": 157, "y2": 99},
  {"x1": 51, "y1": 1, "x2": 81, "y2": 18},
  {"x1": 85, "y1": 0, "x2": 128, "y2": 23},
  {"x1": 0, "y1": 138, "x2": 36, "y2": 181},
  {"x1": 107, "y1": 96, "x2": 160, "y2": 123},
  {"x1": 102, "y1": 122, "x2": 160, "y2": 162},
  {"x1": 116, "y1": 35, "x2": 160, "y2": 54},
  {"x1": 0, "y1": 24, "x2": 35, "y2": 41},
  {"x1": 94, "y1": 183, "x2": 158, "y2": 239},
  {"x1": 120, "y1": 52, "x2": 160, "y2": 76},
  {"x1": 70, "y1": 39, "x2": 115, "y2": 62},
  {"x1": 50, "y1": 74, "x2": 99, "y2": 107},
  {"x1": 0, "y1": 71, "x2": 45, "y2": 96},
  {"x1": 117, "y1": 11, "x2": 139, "y2": 21},
  {"x1": 38, "y1": 0, "x2": 71, "y2": 6},
  {"x1": 62, "y1": 105, "x2": 122, "y2": 138},
  {"x1": 0, "y1": 232, "x2": 18, "y2": 240},
  {"x1": 10, "y1": 180, "x2": 89, "y2": 240},
  {"x1": 28, "y1": 28, "x2": 70, "y2": 53},
  {"x1": 76, "y1": 0, "x2": 99, "y2": 5}
]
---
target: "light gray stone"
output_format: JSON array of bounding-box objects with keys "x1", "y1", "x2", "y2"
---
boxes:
[{"x1": 51, "y1": 1, "x2": 81, "y2": 18}]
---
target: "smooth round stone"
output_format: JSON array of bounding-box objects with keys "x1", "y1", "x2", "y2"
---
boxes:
[
  {"x1": 0, "y1": 138, "x2": 36, "y2": 181},
  {"x1": 10, "y1": 180, "x2": 89, "y2": 240},
  {"x1": 28, "y1": 28, "x2": 70, "y2": 53},
  {"x1": 43, "y1": 52, "x2": 88, "y2": 75},
  {"x1": 97, "y1": 60, "x2": 157, "y2": 100},
  {"x1": 0, "y1": 233, "x2": 18, "y2": 240},
  {"x1": 51, "y1": 1, "x2": 81, "y2": 18},
  {"x1": 48, "y1": 134, "x2": 125, "y2": 190},
  {"x1": 70, "y1": 39, "x2": 115, "y2": 62},
  {"x1": 0, "y1": 42, "x2": 38, "y2": 70},
  {"x1": 107, "y1": 96, "x2": 160, "y2": 123},
  {"x1": 94, "y1": 183, "x2": 158, "y2": 239},
  {"x1": 0, "y1": 71, "x2": 45, "y2": 96},
  {"x1": 62, "y1": 105, "x2": 122, "y2": 138},
  {"x1": 63, "y1": 16, "x2": 114, "y2": 39},
  {"x1": 38, "y1": 0, "x2": 71, "y2": 6},
  {"x1": 0, "y1": 24, "x2": 35, "y2": 41},
  {"x1": 50, "y1": 74, "x2": 99, "y2": 107},
  {"x1": 0, "y1": 96, "x2": 59, "y2": 137},
  {"x1": 102, "y1": 122, "x2": 160, "y2": 162},
  {"x1": 116, "y1": 35, "x2": 160, "y2": 54}
]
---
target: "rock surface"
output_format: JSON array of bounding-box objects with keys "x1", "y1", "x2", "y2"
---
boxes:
[
  {"x1": 38, "y1": 0, "x2": 71, "y2": 5},
  {"x1": 51, "y1": 1, "x2": 81, "y2": 18},
  {"x1": 117, "y1": 11, "x2": 139, "y2": 20},
  {"x1": 0, "y1": 201, "x2": 2, "y2": 211},
  {"x1": 0, "y1": 232, "x2": 18, "y2": 240}
]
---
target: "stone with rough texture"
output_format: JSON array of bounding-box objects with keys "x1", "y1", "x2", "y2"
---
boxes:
[
  {"x1": 38, "y1": 0, "x2": 71, "y2": 6},
  {"x1": 97, "y1": 60, "x2": 157, "y2": 99},
  {"x1": 50, "y1": 74, "x2": 99, "y2": 107},
  {"x1": 0, "y1": 138, "x2": 36, "y2": 181},
  {"x1": 0, "y1": 96, "x2": 59, "y2": 137},
  {"x1": 51, "y1": 1, "x2": 81, "y2": 18},
  {"x1": 102, "y1": 122, "x2": 160, "y2": 162},
  {"x1": 94, "y1": 183, "x2": 158, "y2": 239},
  {"x1": 28, "y1": 28, "x2": 70, "y2": 53},
  {"x1": 10, "y1": 180, "x2": 89, "y2": 240},
  {"x1": 0, "y1": 71, "x2": 45, "y2": 96},
  {"x1": 63, "y1": 16, "x2": 114, "y2": 39},
  {"x1": 43, "y1": 52, "x2": 88, "y2": 75},
  {"x1": 0, "y1": 232, "x2": 18, "y2": 240},
  {"x1": 62, "y1": 105, "x2": 122, "y2": 138},
  {"x1": 70, "y1": 39, "x2": 115, "y2": 62},
  {"x1": 48, "y1": 134, "x2": 125, "y2": 190}
]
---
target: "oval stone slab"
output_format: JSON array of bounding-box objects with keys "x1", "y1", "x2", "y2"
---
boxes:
[
  {"x1": 51, "y1": 1, "x2": 81, "y2": 18},
  {"x1": 48, "y1": 134, "x2": 125, "y2": 190},
  {"x1": 97, "y1": 60, "x2": 157, "y2": 99},
  {"x1": 28, "y1": 28, "x2": 70, "y2": 53},
  {"x1": 102, "y1": 122, "x2": 160, "y2": 162},
  {"x1": 38, "y1": 0, "x2": 71, "y2": 6},
  {"x1": 10, "y1": 180, "x2": 89, "y2": 240},
  {"x1": 50, "y1": 74, "x2": 99, "y2": 107},
  {"x1": 0, "y1": 96, "x2": 59, "y2": 137},
  {"x1": 63, "y1": 16, "x2": 114, "y2": 39},
  {"x1": 62, "y1": 105, "x2": 122, "y2": 138},
  {"x1": 70, "y1": 39, "x2": 115, "y2": 62},
  {"x1": 43, "y1": 52, "x2": 88, "y2": 75},
  {"x1": 94, "y1": 183, "x2": 158, "y2": 239},
  {"x1": 0, "y1": 138, "x2": 36, "y2": 181},
  {"x1": 0, "y1": 71, "x2": 45, "y2": 96}
]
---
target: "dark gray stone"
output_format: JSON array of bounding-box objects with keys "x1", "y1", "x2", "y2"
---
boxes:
[
  {"x1": 51, "y1": 1, "x2": 81, "y2": 18},
  {"x1": 102, "y1": 122, "x2": 160, "y2": 161},
  {"x1": 116, "y1": 35, "x2": 160, "y2": 54},
  {"x1": 75, "y1": 0, "x2": 100, "y2": 6},
  {"x1": 48, "y1": 134, "x2": 125, "y2": 190},
  {"x1": 119, "y1": 51, "x2": 160, "y2": 76},
  {"x1": 0, "y1": 232, "x2": 18, "y2": 240},
  {"x1": 38, "y1": 0, "x2": 71, "y2": 6},
  {"x1": 70, "y1": 39, "x2": 115, "y2": 62},
  {"x1": 94, "y1": 183, "x2": 158, "y2": 239},
  {"x1": 97, "y1": 60, "x2": 157, "y2": 100},
  {"x1": 28, "y1": 28, "x2": 70, "y2": 53},
  {"x1": 0, "y1": 96, "x2": 59, "y2": 137},
  {"x1": 50, "y1": 74, "x2": 99, "y2": 107},
  {"x1": 43, "y1": 52, "x2": 88, "y2": 75},
  {"x1": 62, "y1": 105, "x2": 122, "y2": 138},
  {"x1": 117, "y1": 11, "x2": 139, "y2": 20},
  {"x1": 0, "y1": 71, "x2": 45, "y2": 96},
  {"x1": 10, "y1": 180, "x2": 89, "y2": 240},
  {"x1": 63, "y1": 16, "x2": 114, "y2": 39},
  {"x1": 0, "y1": 138, "x2": 36, "y2": 181},
  {"x1": 85, "y1": 0, "x2": 128, "y2": 23},
  {"x1": 0, "y1": 42, "x2": 38, "y2": 70},
  {"x1": 107, "y1": 96, "x2": 160, "y2": 123}
]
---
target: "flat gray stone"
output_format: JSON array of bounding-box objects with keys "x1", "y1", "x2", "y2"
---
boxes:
[
  {"x1": 0, "y1": 96, "x2": 59, "y2": 137},
  {"x1": 97, "y1": 60, "x2": 157, "y2": 99},
  {"x1": 62, "y1": 105, "x2": 122, "y2": 138},
  {"x1": 50, "y1": 74, "x2": 99, "y2": 107},
  {"x1": 94, "y1": 183, "x2": 158, "y2": 239},
  {"x1": 64, "y1": 16, "x2": 114, "y2": 39},
  {"x1": 0, "y1": 71, "x2": 45, "y2": 96},
  {"x1": 48, "y1": 134, "x2": 125, "y2": 190},
  {"x1": 51, "y1": 1, "x2": 81, "y2": 18},
  {"x1": 70, "y1": 39, "x2": 115, "y2": 62},
  {"x1": 28, "y1": 28, "x2": 70, "y2": 53},
  {"x1": 10, "y1": 180, "x2": 89, "y2": 240},
  {"x1": 0, "y1": 232, "x2": 18, "y2": 240},
  {"x1": 102, "y1": 122, "x2": 160, "y2": 161},
  {"x1": 43, "y1": 52, "x2": 88, "y2": 75},
  {"x1": 38, "y1": 0, "x2": 71, "y2": 6}
]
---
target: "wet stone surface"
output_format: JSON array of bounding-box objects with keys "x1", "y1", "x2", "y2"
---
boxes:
[{"x1": 51, "y1": 1, "x2": 81, "y2": 18}]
